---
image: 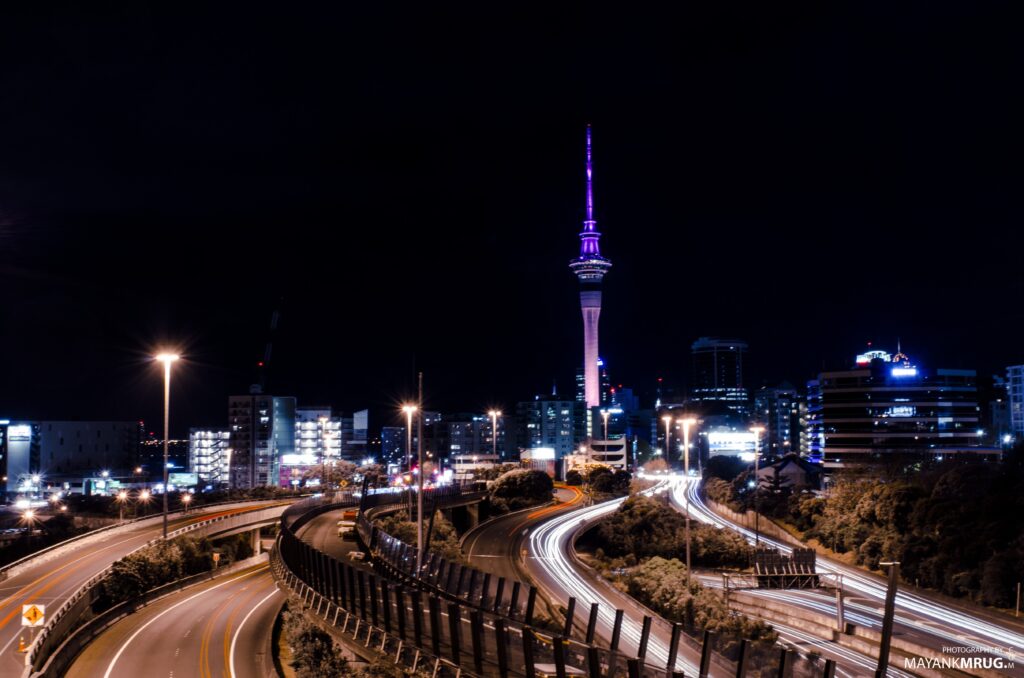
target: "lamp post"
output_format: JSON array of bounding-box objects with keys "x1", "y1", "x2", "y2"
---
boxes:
[
  {"x1": 679, "y1": 417, "x2": 697, "y2": 586},
  {"x1": 662, "y1": 415, "x2": 672, "y2": 466},
  {"x1": 182, "y1": 492, "x2": 192, "y2": 515},
  {"x1": 750, "y1": 425, "x2": 765, "y2": 547},
  {"x1": 116, "y1": 490, "x2": 129, "y2": 522},
  {"x1": 139, "y1": 489, "x2": 151, "y2": 517},
  {"x1": 155, "y1": 352, "x2": 179, "y2": 539},
  {"x1": 601, "y1": 410, "x2": 610, "y2": 442},
  {"x1": 402, "y1": 404, "x2": 417, "y2": 518},
  {"x1": 488, "y1": 410, "x2": 502, "y2": 459}
]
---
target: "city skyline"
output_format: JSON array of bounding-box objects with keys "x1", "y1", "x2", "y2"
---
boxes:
[{"x1": 1, "y1": 5, "x2": 1022, "y2": 434}]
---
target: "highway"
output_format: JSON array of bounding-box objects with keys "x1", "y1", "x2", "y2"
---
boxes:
[
  {"x1": 0, "y1": 500, "x2": 289, "y2": 676},
  {"x1": 671, "y1": 476, "x2": 1024, "y2": 676},
  {"x1": 512, "y1": 482, "x2": 918, "y2": 677},
  {"x1": 66, "y1": 560, "x2": 282, "y2": 678}
]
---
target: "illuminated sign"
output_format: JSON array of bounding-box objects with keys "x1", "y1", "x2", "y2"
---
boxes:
[
  {"x1": 7, "y1": 425, "x2": 31, "y2": 441},
  {"x1": 280, "y1": 453, "x2": 317, "y2": 466},
  {"x1": 525, "y1": 447, "x2": 555, "y2": 460},
  {"x1": 168, "y1": 472, "x2": 198, "y2": 487},
  {"x1": 856, "y1": 350, "x2": 892, "y2": 365},
  {"x1": 891, "y1": 367, "x2": 918, "y2": 377},
  {"x1": 708, "y1": 431, "x2": 757, "y2": 456},
  {"x1": 885, "y1": 406, "x2": 916, "y2": 417}
]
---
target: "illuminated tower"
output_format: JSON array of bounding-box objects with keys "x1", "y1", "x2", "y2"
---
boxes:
[{"x1": 569, "y1": 125, "x2": 612, "y2": 409}]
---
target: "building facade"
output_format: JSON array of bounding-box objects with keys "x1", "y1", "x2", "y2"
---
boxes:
[
  {"x1": 189, "y1": 428, "x2": 230, "y2": 487},
  {"x1": 691, "y1": 337, "x2": 749, "y2": 412},
  {"x1": 807, "y1": 349, "x2": 995, "y2": 467},
  {"x1": 517, "y1": 396, "x2": 578, "y2": 460},
  {"x1": 1007, "y1": 365, "x2": 1024, "y2": 444},
  {"x1": 227, "y1": 391, "x2": 296, "y2": 489},
  {"x1": 753, "y1": 385, "x2": 803, "y2": 456}
]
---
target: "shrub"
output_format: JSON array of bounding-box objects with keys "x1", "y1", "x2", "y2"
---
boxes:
[{"x1": 489, "y1": 469, "x2": 553, "y2": 513}]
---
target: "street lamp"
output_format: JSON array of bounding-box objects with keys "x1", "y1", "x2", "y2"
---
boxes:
[
  {"x1": 182, "y1": 492, "x2": 192, "y2": 515},
  {"x1": 402, "y1": 405, "x2": 417, "y2": 517},
  {"x1": 139, "y1": 488, "x2": 151, "y2": 517},
  {"x1": 116, "y1": 490, "x2": 129, "y2": 522},
  {"x1": 750, "y1": 425, "x2": 765, "y2": 547},
  {"x1": 601, "y1": 410, "x2": 610, "y2": 442},
  {"x1": 154, "y1": 352, "x2": 179, "y2": 539},
  {"x1": 487, "y1": 410, "x2": 502, "y2": 459},
  {"x1": 679, "y1": 417, "x2": 698, "y2": 587},
  {"x1": 662, "y1": 415, "x2": 672, "y2": 466}
]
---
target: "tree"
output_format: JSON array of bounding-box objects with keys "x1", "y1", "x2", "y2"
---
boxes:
[
  {"x1": 704, "y1": 455, "x2": 747, "y2": 481},
  {"x1": 591, "y1": 469, "x2": 631, "y2": 497},
  {"x1": 643, "y1": 458, "x2": 669, "y2": 474},
  {"x1": 488, "y1": 469, "x2": 553, "y2": 513},
  {"x1": 565, "y1": 469, "x2": 583, "y2": 486},
  {"x1": 283, "y1": 608, "x2": 348, "y2": 678}
]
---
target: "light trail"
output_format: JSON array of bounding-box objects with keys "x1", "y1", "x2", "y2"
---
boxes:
[
  {"x1": 671, "y1": 477, "x2": 1024, "y2": 662},
  {"x1": 528, "y1": 480, "x2": 701, "y2": 676}
]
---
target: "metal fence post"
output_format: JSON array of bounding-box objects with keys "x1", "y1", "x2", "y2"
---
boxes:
[
  {"x1": 470, "y1": 609, "x2": 485, "y2": 673},
  {"x1": 411, "y1": 590, "x2": 424, "y2": 648},
  {"x1": 495, "y1": 618, "x2": 510, "y2": 678},
  {"x1": 554, "y1": 636, "x2": 568, "y2": 678},
  {"x1": 587, "y1": 646, "x2": 602, "y2": 678},
  {"x1": 734, "y1": 639, "x2": 748, "y2": 678},
  {"x1": 698, "y1": 630, "x2": 713, "y2": 678},
  {"x1": 586, "y1": 602, "x2": 600, "y2": 645},
  {"x1": 525, "y1": 586, "x2": 538, "y2": 626},
  {"x1": 563, "y1": 597, "x2": 577, "y2": 638},
  {"x1": 776, "y1": 648, "x2": 792, "y2": 678},
  {"x1": 610, "y1": 610, "x2": 624, "y2": 654},
  {"x1": 523, "y1": 627, "x2": 536, "y2": 678},
  {"x1": 447, "y1": 602, "x2": 462, "y2": 664},
  {"x1": 667, "y1": 623, "x2": 682, "y2": 676},
  {"x1": 428, "y1": 595, "x2": 442, "y2": 657}
]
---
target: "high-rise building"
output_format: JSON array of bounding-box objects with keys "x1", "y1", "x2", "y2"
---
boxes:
[
  {"x1": 569, "y1": 125, "x2": 612, "y2": 412},
  {"x1": 517, "y1": 395, "x2": 578, "y2": 460},
  {"x1": 576, "y1": 358, "x2": 612, "y2": 407},
  {"x1": 753, "y1": 384, "x2": 803, "y2": 456},
  {"x1": 1007, "y1": 365, "x2": 1024, "y2": 444},
  {"x1": 691, "y1": 337, "x2": 749, "y2": 411},
  {"x1": 381, "y1": 426, "x2": 406, "y2": 465},
  {"x1": 807, "y1": 348, "x2": 997, "y2": 468},
  {"x1": 189, "y1": 428, "x2": 230, "y2": 487},
  {"x1": 36, "y1": 421, "x2": 142, "y2": 475},
  {"x1": 227, "y1": 390, "x2": 296, "y2": 489}
]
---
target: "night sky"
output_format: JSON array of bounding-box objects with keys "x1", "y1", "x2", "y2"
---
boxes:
[{"x1": 1, "y1": 5, "x2": 1022, "y2": 434}]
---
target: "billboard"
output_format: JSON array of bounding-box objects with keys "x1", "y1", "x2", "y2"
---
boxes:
[{"x1": 168, "y1": 472, "x2": 199, "y2": 487}]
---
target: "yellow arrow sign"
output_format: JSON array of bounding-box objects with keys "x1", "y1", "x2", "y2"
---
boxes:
[{"x1": 22, "y1": 604, "x2": 45, "y2": 627}]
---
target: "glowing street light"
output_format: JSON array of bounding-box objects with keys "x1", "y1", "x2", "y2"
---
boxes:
[
  {"x1": 662, "y1": 415, "x2": 672, "y2": 466},
  {"x1": 139, "y1": 488, "x2": 152, "y2": 518},
  {"x1": 182, "y1": 492, "x2": 193, "y2": 514},
  {"x1": 678, "y1": 417, "x2": 698, "y2": 586},
  {"x1": 154, "y1": 352, "x2": 179, "y2": 538},
  {"x1": 116, "y1": 490, "x2": 129, "y2": 522},
  {"x1": 601, "y1": 410, "x2": 610, "y2": 442},
  {"x1": 401, "y1": 404, "x2": 417, "y2": 516},
  {"x1": 487, "y1": 410, "x2": 502, "y2": 459},
  {"x1": 750, "y1": 425, "x2": 765, "y2": 547}
]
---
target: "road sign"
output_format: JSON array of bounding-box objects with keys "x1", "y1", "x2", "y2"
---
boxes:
[{"x1": 21, "y1": 604, "x2": 44, "y2": 627}]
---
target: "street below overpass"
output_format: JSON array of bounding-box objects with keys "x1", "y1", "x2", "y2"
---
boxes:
[
  {"x1": 65, "y1": 559, "x2": 281, "y2": 678},
  {"x1": 0, "y1": 500, "x2": 290, "y2": 676}
]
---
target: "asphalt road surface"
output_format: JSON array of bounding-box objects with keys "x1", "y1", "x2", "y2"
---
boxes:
[
  {"x1": 671, "y1": 475, "x2": 1024, "y2": 676},
  {"x1": 66, "y1": 560, "x2": 282, "y2": 678},
  {"x1": 0, "y1": 500, "x2": 289, "y2": 677}
]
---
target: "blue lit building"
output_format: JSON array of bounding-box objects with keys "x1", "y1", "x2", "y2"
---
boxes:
[{"x1": 807, "y1": 348, "x2": 998, "y2": 468}]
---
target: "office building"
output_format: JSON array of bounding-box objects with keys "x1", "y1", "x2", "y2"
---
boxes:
[
  {"x1": 38, "y1": 420, "x2": 142, "y2": 476},
  {"x1": 517, "y1": 395, "x2": 578, "y2": 460},
  {"x1": 807, "y1": 348, "x2": 997, "y2": 468},
  {"x1": 569, "y1": 125, "x2": 613, "y2": 410},
  {"x1": 189, "y1": 428, "x2": 230, "y2": 487},
  {"x1": 381, "y1": 426, "x2": 406, "y2": 464},
  {"x1": 753, "y1": 384, "x2": 803, "y2": 456},
  {"x1": 691, "y1": 337, "x2": 749, "y2": 412},
  {"x1": 1008, "y1": 365, "x2": 1024, "y2": 444},
  {"x1": 227, "y1": 390, "x2": 296, "y2": 489}
]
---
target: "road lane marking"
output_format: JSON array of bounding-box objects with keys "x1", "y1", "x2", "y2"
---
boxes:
[
  {"x1": 229, "y1": 586, "x2": 281, "y2": 678},
  {"x1": 102, "y1": 565, "x2": 267, "y2": 678}
]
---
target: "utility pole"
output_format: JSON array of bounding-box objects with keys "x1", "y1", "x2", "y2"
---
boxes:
[
  {"x1": 875, "y1": 562, "x2": 900, "y2": 678},
  {"x1": 416, "y1": 371, "x2": 425, "y2": 576}
]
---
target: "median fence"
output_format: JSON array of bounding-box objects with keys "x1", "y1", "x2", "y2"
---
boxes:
[{"x1": 278, "y1": 491, "x2": 845, "y2": 677}]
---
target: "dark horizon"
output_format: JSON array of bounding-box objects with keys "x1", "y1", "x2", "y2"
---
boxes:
[{"x1": 1, "y1": 5, "x2": 1022, "y2": 434}]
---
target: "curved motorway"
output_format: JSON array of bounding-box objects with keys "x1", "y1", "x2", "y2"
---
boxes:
[
  {"x1": 0, "y1": 500, "x2": 290, "y2": 676},
  {"x1": 66, "y1": 560, "x2": 281, "y2": 678}
]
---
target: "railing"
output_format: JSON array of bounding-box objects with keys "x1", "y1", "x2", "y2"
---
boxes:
[
  {"x1": 0, "y1": 495, "x2": 304, "y2": 582},
  {"x1": 22, "y1": 501, "x2": 291, "y2": 676}
]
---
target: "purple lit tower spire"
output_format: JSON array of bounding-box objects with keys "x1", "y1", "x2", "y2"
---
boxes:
[{"x1": 569, "y1": 125, "x2": 612, "y2": 410}]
